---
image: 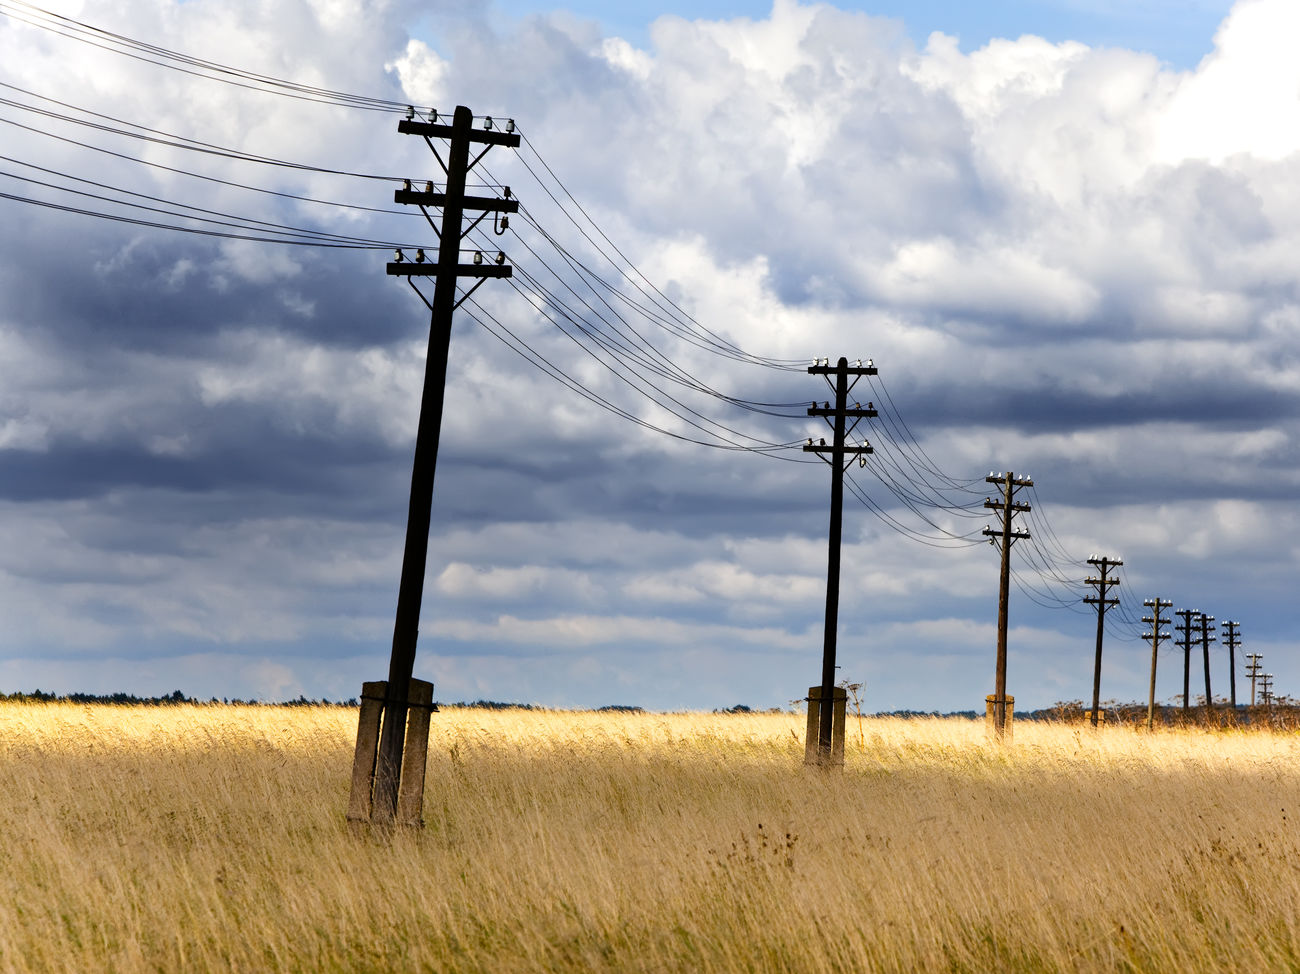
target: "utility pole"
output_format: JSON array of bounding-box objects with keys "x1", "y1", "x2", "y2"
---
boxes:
[
  {"x1": 1246, "y1": 652, "x2": 1263, "y2": 706},
  {"x1": 1198, "y1": 613, "x2": 1216, "y2": 710},
  {"x1": 1142, "y1": 597, "x2": 1172, "y2": 731},
  {"x1": 1261, "y1": 672, "x2": 1274, "y2": 707},
  {"x1": 1083, "y1": 555, "x2": 1121, "y2": 727},
  {"x1": 1221, "y1": 620, "x2": 1240, "y2": 708},
  {"x1": 982, "y1": 471, "x2": 1032, "y2": 738},
  {"x1": 352, "y1": 105, "x2": 520, "y2": 827},
  {"x1": 1174, "y1": 609, "x2": 1196, "y2": 712},
  {"x1": 803, "y1": 356, "x2": 875, "y2": 765}
]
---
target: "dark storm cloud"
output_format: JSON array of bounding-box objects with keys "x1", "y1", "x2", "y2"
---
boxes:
[
  {"x1": 0, "y1": 422, "x2": 401, "y2": 501},
  {"x1": 0, "y1": 219, "x2": 420, "y2": 352}
]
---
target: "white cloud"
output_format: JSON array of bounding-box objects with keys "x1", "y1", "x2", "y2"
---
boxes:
[
  {"x1": 385, "y1": 38, "x2": 449, "y2": 105},
  {"x1": 1156, "y1": 0, "x2": 1300, "y2": 164}
]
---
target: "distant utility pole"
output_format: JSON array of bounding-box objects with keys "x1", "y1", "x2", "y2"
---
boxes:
[
  {"x1": 1246, "y1": 652, "x2": 1263, "y2": 706},
  {"x1": 803, "y1": 356, "x2": 876, "y2": 765},
  {"x1": 1261, "y1": 672, "x2": 1274, "y2": 706},
  {"x1": 1142, "y1": 596, "x2": 1172, "y2": 731},
  {"x1": 1198, "y1": 613, "x2": 1216, "y2": 710},
  {"x1": 1174, "y1": 609, "x2": 1197, "y2": 712},
  {"x1": 982, "y1": 471, "x2": 1032, "y2": 738},
  {"x1": 1221, "y1": 620, "x2": 1240, "y2": 708},
  {"x1": 352, "y1": 105, "x2": 520, "y2": 828},
  {"x1": 1083, "y1": 555, "x2": 1122, "y2": 727}
]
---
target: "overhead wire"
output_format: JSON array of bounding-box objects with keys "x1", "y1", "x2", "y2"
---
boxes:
[
  {"x1": 0, "y1": 84, "x2": 409, "y2": 180},
  {"x1": 0, "y1": 0, "x2": 418, "y2": 114},
  {"x1": 0, "y1": 111, "x2": 418, "y2": 215},
  {"x1": 0, "y1": 189, "x2": 396, "y2": 247},
  {"x1": 460, "y1": 295, "x2": 815, "y2": 458},
  {"x1": 501, "y1": 134, "x2": 805, "y2": 370},
  {"x1": 0, "y1": 163, "x2": 423, "y2": 248},
  {"x1": 495, "y1": 222, "x2": 808, "y2": 417}
]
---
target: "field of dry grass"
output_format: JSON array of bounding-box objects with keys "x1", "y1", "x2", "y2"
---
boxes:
[{"x1": 1, "y1": 702, "x2": 1298, "y2": 973}]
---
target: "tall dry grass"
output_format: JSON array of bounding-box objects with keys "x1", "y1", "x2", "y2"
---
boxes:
[{"x1": 0, "y1": 702, "x2": 1298, "y2": 972}]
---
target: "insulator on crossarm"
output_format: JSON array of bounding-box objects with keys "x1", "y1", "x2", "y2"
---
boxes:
[
  {"x1": 404, "y1": 106, "x2": 414, "y2": 120},
  {"x1": 415, "y1": 249, "x2": 426, "y2": 263},
  {"x1": 394, "y1": 249, "x2": 404, "y2": 262},
  {"x1": 506, "y1": 119, "x2": 516, "y2": 133},
  {"x1": 484, "y1": 116, "x2": 494, "y2": 130},
  {"x1": 473, "y1": 251, "x2": 483, "y2": 265}
]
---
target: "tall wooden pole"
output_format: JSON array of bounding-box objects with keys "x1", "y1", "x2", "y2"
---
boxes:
[
  {"x1": 1174, "y1": 609, "x2": 1196, "y2": 712},
  {"x1": 1142, "y1": 597, "x2": 1171, "y2": 731},
  {"x1": 983, "y1": 472, "x2": 1031, "y2": 737},
  {"x1": 1246, "y1": 652, "x2": 1262, "y2": 706},
  {"x1": 373, "y1": 107, "x2": 474, "y2": 821},
  {"x1": 804, "y1": 357, "x2": 875, "y2": 763},
  {"x1": 1222, "y1": 621, "x2": 1240, "y2": 708},
  {"x1": 1083, "y1": 556, "x2": 1122, "y2": 727},
  {"x1": 818, "y1": 362, "x2": 847, "y2": 757},
  {"x1": 1199, "y1": 613, "x2": 1216, "y2": 711},
  {"x1": 369, "y1": 106, "x2": 519, "y2": 824}
]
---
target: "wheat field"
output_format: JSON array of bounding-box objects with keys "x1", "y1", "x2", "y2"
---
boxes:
[{"x1": 0, "y1": 702, "x2": 1298, "y2": 973}]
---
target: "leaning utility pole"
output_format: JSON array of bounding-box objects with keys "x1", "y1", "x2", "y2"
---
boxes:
[
  {"x1": 1142, "y1": 596, "x2": 1172, "y2": 731},
  {"x1": 982, "y1": 471, "x2": 1032, "y2": 738},
  {"x1": 1083, "y1": 555, "x2": 1122, "y2": 727},
  {"x1": 1198, "y1": 613, "x2": 1216, "y2": 710},
  {"x1": 1246, "y1": 652, "x2": 1263, "y2": 706},
  {"x1": 1174, "y1": 608, "x2": 1196, "y2": 712},
  {"x1": 350, "y1": 105, "x2": 520, "y2": 829},
  {"x1": 803, "y1": 356, "x2": 875, "y2": 765},
  {"x1": 1221, "y1": 620, "x2": 1240, "y2": 708}
]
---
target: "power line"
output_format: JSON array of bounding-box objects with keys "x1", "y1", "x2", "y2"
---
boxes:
[
  {"x1": 0, "y1": 84, "x2": 408, "y2": 180},
  {"x1": 462, "y1": 296, "x2": 813, "y2": 459},
  {"x1": 0, "y1": 189, "x2": 396, "y2": 247},
  {"x1": 0, "y1": 165, "x2": 420, "y2": 248},
  {"x1": 0, "y1": 0, "x2": 421, "y2": 114},
  {"x1": 0, "y1": 111, "x2": 419, "y2": 215}
]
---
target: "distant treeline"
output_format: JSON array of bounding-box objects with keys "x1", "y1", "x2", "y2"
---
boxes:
[
  {"x1": 0, "y1": 690, "x2": 361, "y2": 707},
  {"x1": 0, "y1": 691, "x2": 646, "y2": 711},
  {"x1": 3, "y1": 691, "x2": 1296, "y2": 727}
]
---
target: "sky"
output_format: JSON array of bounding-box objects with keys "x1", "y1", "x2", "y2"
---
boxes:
[{"x1": 0, "y1": 0, "x2": 1297, "y2": 713}]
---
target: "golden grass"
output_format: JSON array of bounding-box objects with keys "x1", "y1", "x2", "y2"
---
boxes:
[{"x1": 1, "y1": 703, "x2": 1298, "y2": 973}]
